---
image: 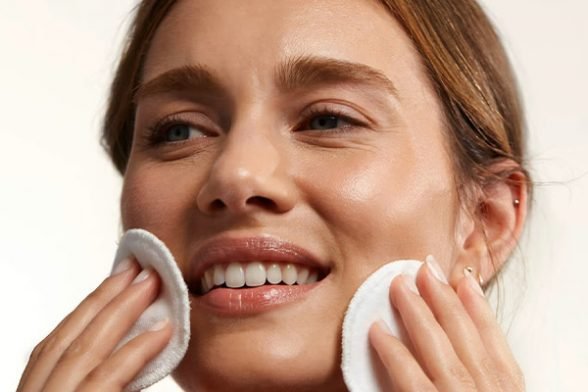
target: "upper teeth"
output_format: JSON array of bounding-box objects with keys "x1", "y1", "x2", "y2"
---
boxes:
[{"x1": 200, "y1": 261, "x2": 319, "y2": 293}]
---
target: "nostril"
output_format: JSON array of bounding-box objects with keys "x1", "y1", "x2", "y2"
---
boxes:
[
  {"x1": 209, "y1": 199, "x2": 226, "y2": 212},
  {"x1": 246, "y1": 196, "x2": 278, "y2": 210}
]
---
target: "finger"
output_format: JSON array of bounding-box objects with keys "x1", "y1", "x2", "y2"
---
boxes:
[
  {"x1": 390, "y1": 274, "x2": 477, "y2": 391},
  {"x1": 456, "y1": 273, "x2": 525, "y2": 391},
  {"x1": 369, "y1": 320, "x2": 436, "y2": 392},
  {"x1": 17, "y1": 259, "x2": 140, "y2": 392},
  {"x1": 42, "y1": 268, "x2": 161, "y2": 392},
  {"x1": 415, "y1": 259, "x2": 500, "y2": 391},
  {"x1": 77, "y1": 320, "x2": 172, "y2": 392}
]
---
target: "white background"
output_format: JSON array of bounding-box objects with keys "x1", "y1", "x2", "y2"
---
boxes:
[{"x1": 1, "y1": 1, "x2": 586, "y2": 391}]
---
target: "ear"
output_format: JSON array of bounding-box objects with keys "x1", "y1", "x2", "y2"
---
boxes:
[{"x1": 449, "y1": 160, "x2": 528, "y2": 287}]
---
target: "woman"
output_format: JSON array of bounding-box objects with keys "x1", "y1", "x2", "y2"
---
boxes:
[{"x1": 17, "y1": 0, "x2": 529, "y2": 390}]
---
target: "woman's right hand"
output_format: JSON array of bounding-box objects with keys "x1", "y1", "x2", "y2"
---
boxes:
[{"x1": 17, "y1": 258, "x2": 173, "y2": 392}]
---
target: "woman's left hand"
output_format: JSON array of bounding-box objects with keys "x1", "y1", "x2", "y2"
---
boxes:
[{"x1": 368, "y1": 257, "x2": 525, "y2": 391}]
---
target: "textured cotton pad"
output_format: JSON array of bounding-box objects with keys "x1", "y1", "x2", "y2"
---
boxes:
[
  {"x1": 110, "y1": 229, "x2": 191, "y2": 392},
  {"x1": 341, "y1": 260, "x2": 423, "y2": 392}
]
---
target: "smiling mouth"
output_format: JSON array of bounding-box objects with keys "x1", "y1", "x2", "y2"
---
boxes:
[{"x1": 188, "y1": 261, "x2": 329, "y2": 296}]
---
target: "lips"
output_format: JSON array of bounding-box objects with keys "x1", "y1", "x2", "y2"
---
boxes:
[{"x1": 187, "y1": 236, "x2": 331, "y2": 315}]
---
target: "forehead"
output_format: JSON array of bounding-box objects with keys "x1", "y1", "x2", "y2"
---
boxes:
[{"x1": 142, "y1": 0, "x2": 428, "y2": 93}]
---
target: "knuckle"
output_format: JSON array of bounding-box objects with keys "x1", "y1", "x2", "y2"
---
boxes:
[
  {"x1": 62, "y1": 333, "x2": 95, "y2": 360},
  {"x1": 88, "y1": 275, "x2": 121, "y2": 301},
  {"x1": 84, "y1": 368, "x2": 106, "y2": 384},
  {"x1": 479, "y1": 355, "x2": 498, "y2": 376},
  {"x1": 81, "y1": 286, "x2": 114, "y2": 314},
  {"x1": 29, "y1": 341, "x2": 45, "y2": 361},
  {"x1": 497, "y1": 364, "x2": 525, "y2": 392},
  {"x1": 81, "y1": 367, "x2": 120, "y2": 391},
  {"x1": 33, "y1": 332, "x2": 67, "y2": 360},
  {"x1": 84, "y1": 287, "x2": 106, "y2": 307},
  {"x1": 448, "y1": 365, "x2": 477, "y2": 389}
]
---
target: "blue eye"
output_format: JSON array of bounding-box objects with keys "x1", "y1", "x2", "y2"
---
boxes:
[
  {"x1": 165, "y1": 124, "x2": 191, "y2": 141},
  {"x1": 309, "y1": 115, "x2": 342, "y2": 130},
  {"x1": 166, "y1": 123, "x2": 208, "y2": 141}
]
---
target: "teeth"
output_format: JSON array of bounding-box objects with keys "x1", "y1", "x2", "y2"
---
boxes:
[
  {"x1": 266, "y1": 263, "x2": 282, "y2": 284},
  {"x1": 245, "y1": 261, "x2": 266, "y2": 287},
  {"x1": 213, "y1": 264, "x2": 225, "y2": 286},
  {"x1": 296, "y1": 267, "x2": 309, "y2": 284},
  {"x1": 282, "y1": 264, "x2": 297, "y2": 285},
  {"x1": 201, "y1": 276, "x2": 210, "y2": 293},
  {"x1": 204, "y1": 269, "x2": 214, "y2": 290},
  {"x1": 199, "y1": 261, "x2": 322, "y2": 293},
  {"x1": 225, "y1": 262, "x2": 245, "y2": 288}
]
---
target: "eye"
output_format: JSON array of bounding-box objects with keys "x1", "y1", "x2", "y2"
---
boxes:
[
  {"x1": 146, "y1": 114, "x2": 213, "y2": 147},
  {"x1": 309, "y1": 115, "x2": 345, "y2": 130},
  {"x1": 299, "y1": 107, "x2": 364, "y2": 133},
  {"x1": 163, "y1": 123, "x2": 205, "y2": 142}
]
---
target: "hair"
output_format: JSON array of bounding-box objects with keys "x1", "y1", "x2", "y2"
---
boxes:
[{"x1": 101, "y1": 0, "x2": 531, "y2": 288}]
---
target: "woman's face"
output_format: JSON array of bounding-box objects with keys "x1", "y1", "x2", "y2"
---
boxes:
[{"x1": 122, "y1": 0, "x2": 462, "y2": 390}]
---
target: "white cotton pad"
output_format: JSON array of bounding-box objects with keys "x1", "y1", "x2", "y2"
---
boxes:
[
  {"x1": 341, "y1": 260, "x2": 423, "y2": 392},
  {"x1": 110, "y1": 228, "x2": 191, "y2": 392}
]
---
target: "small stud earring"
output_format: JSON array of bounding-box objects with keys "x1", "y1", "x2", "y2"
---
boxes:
[
  {"x1": 463, "y1": 266, "x2": 484, "y2": 286},
  {"x1": 513, "y1": 199, "x2": 520, "y2": 207}
]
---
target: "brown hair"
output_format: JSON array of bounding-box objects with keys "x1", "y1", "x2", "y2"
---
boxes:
[{"x1": 101, "y1": 0, "x2": 530, "y2": 279}]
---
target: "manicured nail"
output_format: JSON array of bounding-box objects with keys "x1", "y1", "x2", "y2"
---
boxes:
[
  {"x1": 132, "y1": 268, "x2": 152, "y2": 284},
  {"x1": 112, "y1": 257, "x2": 133, "y2": 275},
  {"x1": 425, "y1": 255, "x2": 448, "y2": 284},
  {"x1": 465, "y1": 270, "x2": 485, "y2": 297},
  {"x1": 376, "y1": 319, "x2": 393, "y2": 336},
  {"x1": 401, "y1": 274, "x2": 420, "y2": 295},
  {"x1": 149, "y1": 318, "x2": 169, "y2": 331}
]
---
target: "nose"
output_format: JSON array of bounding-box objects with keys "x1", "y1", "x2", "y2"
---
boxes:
[{"x1": 196, "y1": 131, "x2": 297, "y2": 216}]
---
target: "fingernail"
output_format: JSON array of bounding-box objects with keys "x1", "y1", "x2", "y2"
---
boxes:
[
  {"x1": 401, "y1": 274, "x2": 420, "y2": 295},
  {"x1": 149, "y1": 318, "x2": 169, "y2": 331},
  {"x1": 376, "y1": 319, "x2": 393, "y2": 336},
  {"x1": 465, "y1": 270, "x2": 485, "y2": 297},
  {"x1": 425, "y1": 255, "x2": 448, "y2": 284},
  {"x1": 112, "y1": 257, "x2": 134, "y2": 275},
  {"x1": 132, "y1": 268, "x2": 152, "y2": 284}
]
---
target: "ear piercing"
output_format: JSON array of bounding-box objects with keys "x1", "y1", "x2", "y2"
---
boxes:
[
  {"x1": 513, "y1": 199, "x2": 520, "y2": 207},
  {"x1": 463, "y1": 266, "x2": 484, "y2": 286}
]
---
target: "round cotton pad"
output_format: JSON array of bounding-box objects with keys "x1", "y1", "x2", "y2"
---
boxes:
[
  {"x1": 111, "y1": 229, "x2": 191, "y2": 392},
  {"x1": 341, "y1": 260, "x2": 423, "y2": 392}
]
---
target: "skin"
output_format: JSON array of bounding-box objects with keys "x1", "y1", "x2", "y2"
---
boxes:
[{"x1": 17, "y1": 0, "x2": 527, "y2": 391}]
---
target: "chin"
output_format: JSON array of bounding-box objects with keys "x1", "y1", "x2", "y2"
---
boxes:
[{"x1": 172, "y1": 327, "x2": 347, "y2": 392}]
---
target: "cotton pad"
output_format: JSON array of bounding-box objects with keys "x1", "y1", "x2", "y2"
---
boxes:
[
  {"x1": 341, "y1": 260, "x2": 423, "y2": 392},
  {"x1": 110, "y1": 228, "x2": 191, "y2": 392}
]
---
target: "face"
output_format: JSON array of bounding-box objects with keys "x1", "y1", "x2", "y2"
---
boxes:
[{"x1": 122, "y1": 0, "x2": 462, "y2": 390}]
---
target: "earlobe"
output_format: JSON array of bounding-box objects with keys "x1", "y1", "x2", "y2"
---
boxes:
[{"x1": 449, "y1": 161, "x2": 528, "y2": 288}]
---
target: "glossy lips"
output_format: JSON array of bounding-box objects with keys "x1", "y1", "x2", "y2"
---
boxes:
[{"x1": 187, "y1": 236, "x2": 330, "y2": 315}]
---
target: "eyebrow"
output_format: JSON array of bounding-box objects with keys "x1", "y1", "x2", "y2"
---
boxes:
[
  {"x1": 275, "y1": 56, "x2": 399, "y2": 98},
  {"x1": 133, "y1": 65, "x2": 225, "y2": 103},
  {"x1": 134, "y1": 56, "x2": 399, "y2": 103}
]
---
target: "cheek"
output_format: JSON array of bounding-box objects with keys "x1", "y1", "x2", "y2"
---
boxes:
[
  {"x1": 120, "y1": 162, "x2": 202, "y2": 243},
  {"x1": 300, "y1": 147, "x2": 459, "y2": 266}
]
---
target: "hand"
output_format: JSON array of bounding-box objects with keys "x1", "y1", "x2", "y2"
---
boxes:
[
  {"x1": 368, "y1": 258, "x2": 525, "y2": 391},
  {"x1": 17, "y1": 259, "x2": 173, "y2": 392}
]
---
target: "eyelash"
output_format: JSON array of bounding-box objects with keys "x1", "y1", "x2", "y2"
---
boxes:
[
  {"x1": 145, "y1": 107, "x2": 365, "y2": 147},
  {"x1": 298, "y1": 106, "x2": 364, "y2": 133},
  {"x1": 146, "y1": 113, "x2": 202, "y2": 147}
]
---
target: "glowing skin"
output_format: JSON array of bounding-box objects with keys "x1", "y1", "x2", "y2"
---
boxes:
[{"x1": 122, "y1": 0, "x2": 462, "y2": 390}]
